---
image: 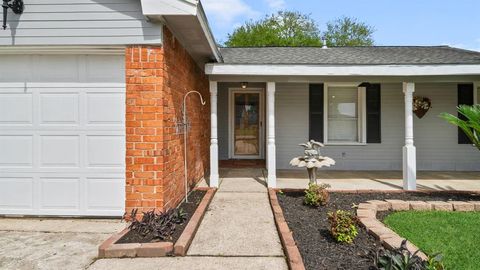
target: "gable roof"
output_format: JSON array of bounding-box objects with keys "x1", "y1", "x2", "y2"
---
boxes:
[{"x1": 219, "y1": 46, "x2": 480, "y2": 65}]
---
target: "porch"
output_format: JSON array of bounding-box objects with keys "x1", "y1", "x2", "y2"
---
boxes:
[
  {"x1": 207, "y1": 79, "x2": 480, "y2": 190},
  {"x1": 216, "y1": 168, "x2": 480, "y2": 191}
]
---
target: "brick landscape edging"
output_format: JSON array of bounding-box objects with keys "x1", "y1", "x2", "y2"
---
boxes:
[
  {"x1": 357, "y1": 199, "x2": 480, "y2": 260},
  {"x1": 174, "y1": 188, "x2": 216, "y2": 256},
  {"x1": 98, "y1": 188, "x2": 216, "y2": 258},
  {"x1": 268, "y1": 189, "x2": 306, "y2": 270}
]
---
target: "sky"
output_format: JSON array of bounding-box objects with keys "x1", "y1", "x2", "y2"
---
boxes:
[{"x1": 202, "y1": 0, "x2": 480, "y2": 51}]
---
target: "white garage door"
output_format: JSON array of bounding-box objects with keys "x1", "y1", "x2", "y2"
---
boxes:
[{"x1": 0, "y1": 54, "x2": 125, "y2": 216}]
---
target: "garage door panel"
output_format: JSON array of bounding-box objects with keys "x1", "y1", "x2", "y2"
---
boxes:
[
  {"x1": 85, "y1": 55, "x2": 124, "y2": 82},
  {"x1": 40, "y1": 178, "x2": 80, "y2": 210},
  {"x1": 86, "y1": 178, "x2": 124, "y2": 211},
  {"x1": 0, "y1": 55, "x2": 30, "y2": 81},
  {"x1": 39, "y1": 93, "x2": 79, "y2": 125},
  {"x1": 0, "y1": 177, "x2": 33, "y2": 209},
  {"x1": 0, "y1": 135, "x2": 33, "y2": 167},
  {"x1": 0, "y1": 54, "x2": 125, "y2": 216},
  {"x1": 87, "y1": 93, "x2": 125, "y2": 125},
  {"x1": 40, "y1": 135, "x2": 80, "y2": 168},
  {"x1": 87, "y1": 135, "x2": 124, "y2": 168},
  {"x1": 0, "y1": 93, "x2": 33, "y2": 125},
  {"x1": 34, "y1": 55, "x2": 80, "y2": 82}
]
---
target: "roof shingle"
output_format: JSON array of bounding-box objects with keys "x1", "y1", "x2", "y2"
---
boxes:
[{"x1": 219, "y1": 46, "x2": 480, "y2": 65}]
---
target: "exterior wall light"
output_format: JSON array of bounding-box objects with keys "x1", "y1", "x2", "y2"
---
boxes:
[
  {"x1": 2, "y1": 0, "x2": 24, "y2": 30},
  {"x1": 240, "y1": 82, "x2": 248, "y2": 89}
]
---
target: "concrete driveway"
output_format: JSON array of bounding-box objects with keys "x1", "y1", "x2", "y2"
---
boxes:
[{"x1": 0, "y1": 218, "x2": 125, "y2": 270}]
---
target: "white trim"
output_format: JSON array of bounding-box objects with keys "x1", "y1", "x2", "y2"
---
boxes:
[
  {"x1": 228, "y1": 88, "x2": 265, "y2": 159},
  {"x1": 359, "y1": 86, "x2": 367, "y2": 144},
  {"x1": 140, "y1": 0, "x2": 221, "y2": 62},
  {"x1": 0, "y1": 82, "x2": 125, "y2": 88},
  {"x1": 323, "y1": 83, "x2": 366, "y2": 144},
  {"x1": 0, "y1": 46, "x2": 125, "y2": 55},
  {"x1": 141, "y1": 0, "x2": 197, "y2": 16},
  {"x1": 266, "y1": 82, "x2": 276, "y2": 188},
  {"x1": 325, "y1": 142, "x2": 367, "y2": 146},
  {"x1": 205, "y1": 64, "x2": 480, "y2": 76},
  {"x1": 402, "y1": 82, "x2": 416, "y2": 191},
  {"x1": 209, "y1": 81, "x2": 219, "y2": 188}
]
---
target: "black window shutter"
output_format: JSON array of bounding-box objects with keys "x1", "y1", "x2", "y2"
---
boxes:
[
  {"x1": 366, "y1": 84, "x2": 382, "y2": 143},
  {"x1": 457, "y1": 84, "x2": 474, "y2": 144},
  {"x1": 309, "y1": 84, "x2": 324, "y2": 143}
]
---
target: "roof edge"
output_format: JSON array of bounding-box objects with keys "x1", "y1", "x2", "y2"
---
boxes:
[
  {"x1": 205, "y1": 63, "x2": 480, "y2": 77},
  {"x1": 140, "y1": 0, "x2": 221, "y2": 63}
]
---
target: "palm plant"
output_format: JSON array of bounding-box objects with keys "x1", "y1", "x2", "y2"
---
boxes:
[{"x1": 440, "y1": 104, "x2": 480, "y2": 150}]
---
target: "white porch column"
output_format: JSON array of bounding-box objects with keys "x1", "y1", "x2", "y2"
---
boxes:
[
  {"x1": 402, "y1": 82, "x2": 416, "y2": 190},
  {"x1": 209, "y1": 81, "x2": 219, "y2": 188},
  {"x1": 266, "y1": 82, "x2": 276, "y2": 188}
]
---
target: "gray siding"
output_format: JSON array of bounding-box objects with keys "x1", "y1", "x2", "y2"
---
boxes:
[
  {"x1": 0, "y1": 0, "x2": 161, "y2": 46},
  {"x1": 275, "y1": 83, "x2": 310, "y2": 168},
  {"x1": 275, "y1": 82, "x2": 480, "y2": 171}
]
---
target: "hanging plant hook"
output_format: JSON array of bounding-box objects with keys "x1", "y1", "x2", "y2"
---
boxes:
[{"x1": 2, "y1": 0, "x2": 24, "y2": 30}]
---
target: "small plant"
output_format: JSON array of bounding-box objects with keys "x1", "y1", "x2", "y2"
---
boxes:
[
  {"x1": 327, "y1": 210, "x2": 358, "y2": 244},
  {"x1": 370, "y1": 240, "x2": 431, "y2": 270},
  {"x1": 425, "y1": 253, "x2": 446, "y2": 270},
  {"x1": 304, "y1": 182, "x2": 331, "y2": 207},
  {"x1": 124, "y1": 208, "x2": 187, "y2": 241}
]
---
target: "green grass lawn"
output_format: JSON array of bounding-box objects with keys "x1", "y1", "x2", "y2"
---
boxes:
[{"x1": 384, "y1": 211, "x2": 480, "y2": 270}]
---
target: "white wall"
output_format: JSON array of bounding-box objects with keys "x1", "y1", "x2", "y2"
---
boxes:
[
  {"x1": 275, "y1": 82, "x2": 480, "y2": 171},
  {"x1": 0, "y1": 0, "x2": 162, "y2": 46}
]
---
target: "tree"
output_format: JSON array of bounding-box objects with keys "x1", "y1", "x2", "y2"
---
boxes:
[
  {"x1": 323, "y1": 16, "x2": 375, "y2": 47},
  {"x1": 440, "y1": 105, "x2": 480, "y2": 151},
  {"x1": 225, "y1": 11, "x2": 323, "y2": 47}
]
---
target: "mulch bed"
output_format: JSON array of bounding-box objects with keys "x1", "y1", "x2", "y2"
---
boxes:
[
  {"x1": 277, "y1": 191, "x2": 480, "y2": 270},
  {"x1": 117, "y1": 190, "x2": 206, "y2": 244}
]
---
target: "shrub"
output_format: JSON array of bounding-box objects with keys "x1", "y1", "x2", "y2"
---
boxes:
[
  {"x1": 124, "y1": 208, "x2": 187, "y2": 241},
  {"x1": 304, "y1": 182, "x2": 331, "y2": 207},
  {"x1": 327, "y1": 210, "x2": 358, "y2": 244}
]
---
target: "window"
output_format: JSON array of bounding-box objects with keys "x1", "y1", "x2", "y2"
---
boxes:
[{"x1": 325, "y1": 84, "x2": 366, "y2": 144}]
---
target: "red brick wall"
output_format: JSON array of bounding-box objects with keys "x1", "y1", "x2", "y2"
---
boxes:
[{"x1": 125, "y1": 26, "x2": 210, "y2": 215}]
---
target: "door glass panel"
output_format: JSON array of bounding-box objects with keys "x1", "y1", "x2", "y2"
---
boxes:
[{"x1": 234, "y1": 93, "x2": 260, "y2": 156}]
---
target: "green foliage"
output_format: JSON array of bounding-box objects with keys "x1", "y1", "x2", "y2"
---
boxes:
[
  {"x1": 323, "y1": 16, "x2": 375, "y2": 47},
  {"x1": 372, "y1": 240, "x2": 425, "y2": 270},
  {"x1": 440, "y1": 104, "x2": 480, "y2": 150},
  {"x1": 327, "y1": 210, "x2": 358, "y2": 244},
  {"x1": 303, "y1": 182, "x2": 330, "y2": 207},
  {"x1": 225, "y1": 11, "x2": 322, "y2": 47},
  {"x1": 425, "y1": 254, "x2": 446, "y2": 270},
  {"x1": 384, "y1": 211, "x2": 480, "y2": 269}
]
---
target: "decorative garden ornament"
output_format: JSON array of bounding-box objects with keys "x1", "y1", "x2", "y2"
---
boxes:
[
  {"x1": 413, "y1": 96, "x2": 432, "y2": 118},
  {"x1": 290, "y1": 140, "x2": 335, "y2": 184}
]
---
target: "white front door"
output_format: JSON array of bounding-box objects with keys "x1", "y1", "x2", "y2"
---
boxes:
[
  {"x1": 0, "y1": 54, "x2": 125, "y2": 216},
  {"x1": 229, "y1": 89, "x2": 264, "y2": 159}
]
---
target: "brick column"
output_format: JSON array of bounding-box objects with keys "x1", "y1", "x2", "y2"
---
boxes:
[
  {"x1": 125, "y1": 46, "x2": 165, "y2": 215},
  {"x1": 124, "y1": 27, "x2": 210, "y2": 216}
]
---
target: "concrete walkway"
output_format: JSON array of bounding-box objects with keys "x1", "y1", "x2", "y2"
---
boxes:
[
  {"x1": 0, "y1": 218, "x2": 125, "y2": 270},
  {"x1": 90, "y1": 169, "x2": 287, "y2": 270}
]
